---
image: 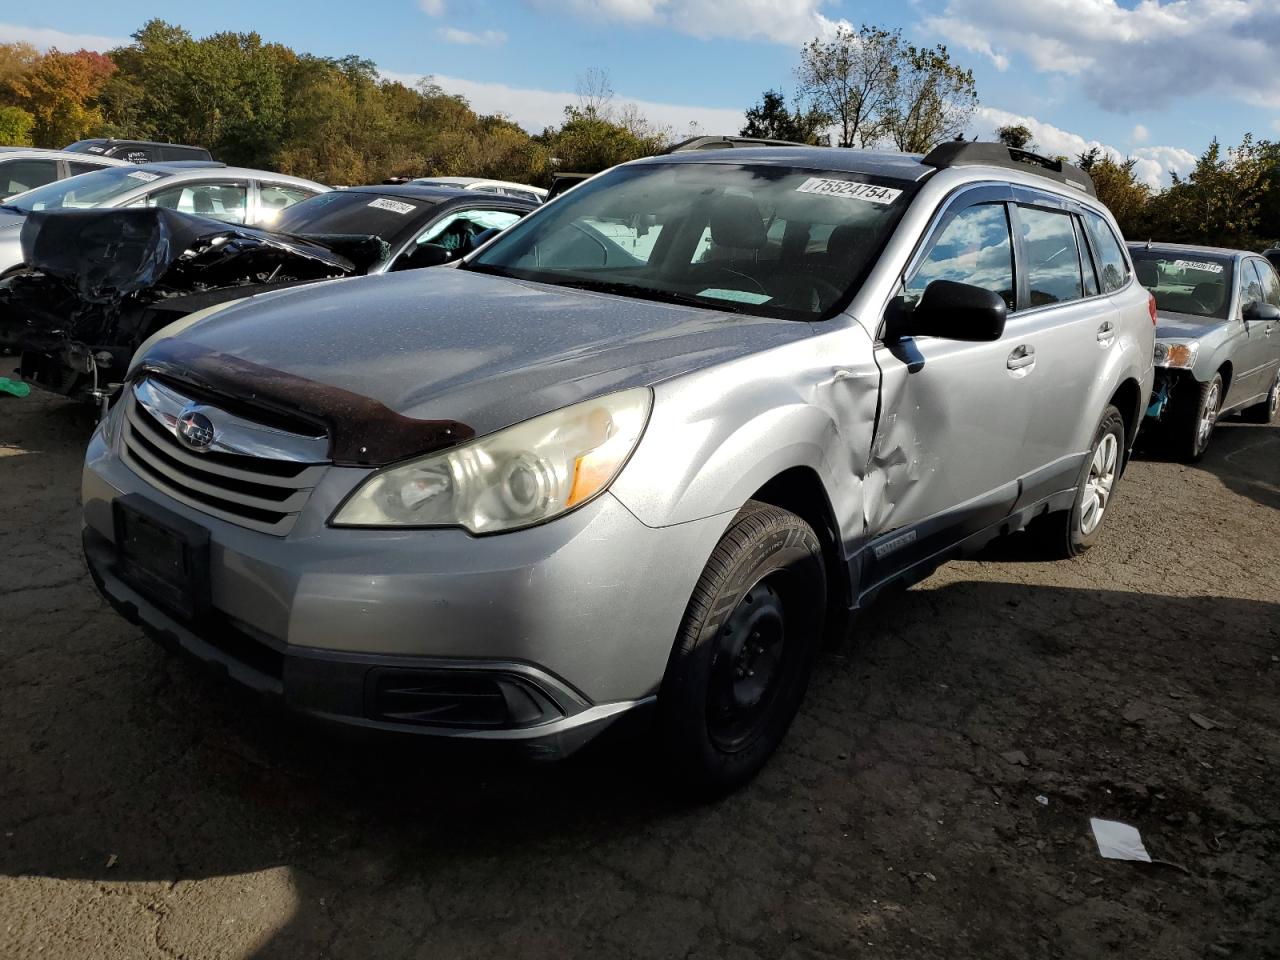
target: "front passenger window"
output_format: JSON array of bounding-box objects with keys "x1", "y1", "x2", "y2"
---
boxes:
[{"x1": 906, "y1": 203, "x2": 1014, "y2": 311}]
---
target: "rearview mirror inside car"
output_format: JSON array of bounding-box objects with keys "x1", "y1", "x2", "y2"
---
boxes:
[
  {"x1": 889, "y1": 279, "x2": 1008, "y2": 342},
  {"x1": 1243, "y1": 300, "x2": 1280, "y2": 322}
]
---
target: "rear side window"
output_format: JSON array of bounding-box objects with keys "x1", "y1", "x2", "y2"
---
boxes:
[
  {"x1": 1019, "y1": 206, "x2": 1082, "y2": 306},
  {"x1": 67, "y1": 160, "x2": 111, "y2": 177},
  {"x1": 1074, "y1": 216, "x2": 1099, "y2": 297},
  {"x1": 147, "y1": 181, "x2": 248, "y2": 223},
  {"x1": 1, "y1": 158, "x2": 58, "y2": 198},
  {"x1": 906, "y1": 203, "x2": 1015, "y2": 311},
  {"x1": 1083, "y1": 210, "x2": 1129, "y2": 293},
  {"x1": 259, "y1": 183, "x2": 318, "y2": 223}
]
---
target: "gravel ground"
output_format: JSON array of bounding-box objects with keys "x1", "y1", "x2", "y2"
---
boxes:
[{"x1": 1, "y1": 390, "x2": 1277, "y2": 960}]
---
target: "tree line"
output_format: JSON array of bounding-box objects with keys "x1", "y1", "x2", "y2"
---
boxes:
[
  {"x1": 0, "y1": 18, "x2": 1274, "y2": 249},
  {"x1": 0, "y1": 20, "x2": 666, "y2": 186}
]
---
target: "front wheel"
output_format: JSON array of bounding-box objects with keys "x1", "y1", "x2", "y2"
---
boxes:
[
  {"x1": 1031, "y1": 405, "x2": 1126, "y2": 558},
  {"x1": 1167, "y1": 373, "x2": 1223, "y2": 462},
  {"x1": 657, "y1": 501, "x2": 826, "y2": 796}
]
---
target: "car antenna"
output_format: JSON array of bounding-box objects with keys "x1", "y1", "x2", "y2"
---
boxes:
[{"x1": 1145, "y1": 239, "x2": 1152, "y2": 249}]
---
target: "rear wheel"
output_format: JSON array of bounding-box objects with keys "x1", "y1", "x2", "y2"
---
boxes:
[
  {"x1": 657, "y1": 501, "x2": 826, "y2": 796},
  {"x1": 1242, "y1": 367, "x2": 1280, "y2": 425},
  {"x1": 1031, "y1": 405, "x2": 1125, "y2": 559}
]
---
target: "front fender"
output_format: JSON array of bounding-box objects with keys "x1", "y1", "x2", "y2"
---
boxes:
[{"x1": 610, "y1": 328, "x2": 878, "y2": 537}]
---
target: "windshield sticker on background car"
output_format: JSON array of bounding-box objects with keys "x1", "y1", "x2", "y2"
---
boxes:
[
  {"x1": 368, "y1": 198, "x2": 416, "y2": 215},
  {"x1": 87, "y1": 146, "x2": 105, "y2": 153},
  {"x1": 1173, "y1": 259, "x2": 1224, "y2": 274},
  {"x1": 795, "y1": 178, "x2": 902, "y2": 205},
  {"x1": 127, "y1": 171, "x2": 162, "y2": 182}
]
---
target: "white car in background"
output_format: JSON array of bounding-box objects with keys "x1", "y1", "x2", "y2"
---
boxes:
[
  {"x1": 0, "y1": 162, "x2": 328, "y2": 276},
  {"x1": 410, "y1": 176, "x2": 547, "y2": 204},
  {"x1": 0, "y1": 147, "x2": 129, "y2": 200}
]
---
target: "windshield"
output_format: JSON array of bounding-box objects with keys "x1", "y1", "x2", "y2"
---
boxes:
[
  {"x1": 465, "y1": 162, "x2": 917, "y2": 321},
  {"x1": 274, "y1": 191, "x2": 434, "y2": 245},
  {"x1": 8, "y1": 166, "x2": 170, "y2": 213},
  {"x1": 1130, "y1": 250, "x2": 1234, "y2": 320}
]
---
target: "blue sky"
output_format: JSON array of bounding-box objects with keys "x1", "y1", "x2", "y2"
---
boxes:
[{"x1": 4, "y1": 1, "x2": 1278, "y2": 186}]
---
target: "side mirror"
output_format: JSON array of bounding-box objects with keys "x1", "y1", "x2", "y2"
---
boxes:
[
  {"x1": 892, "y1": 279, "x2": 1008, "y2": 342},
  {"x1": 391, "y1": 242, "x2": 453, "y2": 272},
  {"x1": 1243, "y1": 300, "x2": 1280, "y2": 322}
]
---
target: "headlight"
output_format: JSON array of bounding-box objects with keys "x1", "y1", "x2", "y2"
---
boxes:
[
  {"x1": 331, "y1": 388, "x2": 652, "y2": 533},
  {"x1": 1154, "y1": 339, "x2": 1198, "y2": 369}
]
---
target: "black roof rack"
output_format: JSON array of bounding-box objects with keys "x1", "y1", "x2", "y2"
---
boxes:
[
  {"x1": 663, "y1": 135, "x2": 808, "y2": 154},
  {"x1": 921, "y1": 141, "x2": 1096, "y2": 198}
]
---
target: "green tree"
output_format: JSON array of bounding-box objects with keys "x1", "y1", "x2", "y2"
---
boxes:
[
  {"x1": 0, "y1": 105, "x2": 34, "y2": 144},
  {"x1": 1143, "y1": 136, "x2": 1272, "y2": 248},
  {"x1": 740, "y1": 89, "x2": 829, "y2": 144},
  {"x1": 882, "y1": 43, "x2": 976, "y2": 153},
  {"x1": 1076, "y1": 148, "x2": 1151, "y2": 238},
  {"x1": 796, "y1": 24, "x2": 900, "y2": 148},
  {"x1": 995, "y1": 123, "x2": 1034, "y2": 150}
]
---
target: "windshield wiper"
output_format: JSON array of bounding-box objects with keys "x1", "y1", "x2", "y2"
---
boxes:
[
  {"x1": 546, "y1": 277, "x2": 748, "y2": 313},
  {"x1": 0, "y1": 203, "x2": 25, "y2": 214}
]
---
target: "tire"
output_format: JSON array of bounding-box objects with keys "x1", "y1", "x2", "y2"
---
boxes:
[
  {"x1": 1031, "y1": 405, "x2": 1126, "y2": 559},
  {"x1": 657, "y1": 500, "x2": 826, "y2": 796},
  {"x1": 1242, "y1": 367, "x2": 1280, "y2": 425},
  {"x1": 1166, "y1": 373, "x2": 1223, "y2": 462}
]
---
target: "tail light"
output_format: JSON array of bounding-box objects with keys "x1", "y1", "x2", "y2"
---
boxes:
[{"x1": 1148, "y1": 292, "x2": 1158, "y2": 325}]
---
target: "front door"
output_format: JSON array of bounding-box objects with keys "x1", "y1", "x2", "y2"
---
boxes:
[{"x1": 867, "y1": 193, "x2": 1039, "y2": 583}]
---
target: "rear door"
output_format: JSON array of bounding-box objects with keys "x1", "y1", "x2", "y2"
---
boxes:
[
  {"x1": 1236, "y1": 258, "x2": 1280, "y2": 406},
  {"x1": 867, "y1": 185, "x2": 1037, "y2": 578},
  {"x1": 0, "y1": 158, "x2": 59, "y2": 199},
  {"x1": 1003, "y1": 189, "x2": 1122, "y2": 506}
]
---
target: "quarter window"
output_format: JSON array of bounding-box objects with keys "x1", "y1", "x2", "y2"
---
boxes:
[
  {"x1": 1074, "y1": 216, "x2": 1099, "y2": 297},
  {"x1": 67, "y1": 161, "x2": 111, "y2": 177},
  {"x1": 1082, "y1": 210, "x2": 1130, "y2": 293},
  {"x1": 1019, "y1": 206, "x2": 1083, "y2": 306},
  {"x1": 906, "y1": 203, "x2": 1015, "y2": 311},
  {"x1": 258, "y1": 183, "x2": 317, "y2": 223}
]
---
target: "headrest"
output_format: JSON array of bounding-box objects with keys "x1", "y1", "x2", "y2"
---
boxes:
[
  {"x1": 1134, "y1": 260, "x2": 1158, "y2": 288},
  {"x1": 710, "y1": 194, "x2": 766, "y2": 250},
  {"x1": 1192, "y1": 281, "x2": 1222, "y2": 308},
  {"x1": 826, "y1": 222, "x2": 868, "y2": 263}
]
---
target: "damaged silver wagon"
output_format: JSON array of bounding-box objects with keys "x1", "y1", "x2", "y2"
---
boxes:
[{"x1": 82, "y1": 143, "x2": 1154, "y2": 793}]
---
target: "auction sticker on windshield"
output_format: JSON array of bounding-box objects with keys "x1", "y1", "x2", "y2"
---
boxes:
[
  {"x1": 127, "y1": 171, "x2": 162, "y2": 182},
  {"x1": 368, "y1": 198, "x2": 416, "y2": 215},
  {"x1": 1173, "y1": 259, "x2": 1224, "y2": 274},
  {"x1": 796, "y1": 178, "x2": 902, "y2": 205}
]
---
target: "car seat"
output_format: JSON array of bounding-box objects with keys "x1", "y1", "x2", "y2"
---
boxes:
[{"x1": 1134, "y1": 260, "x2": 1158, "y2": 288}]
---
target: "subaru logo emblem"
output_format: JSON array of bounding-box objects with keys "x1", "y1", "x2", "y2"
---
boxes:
[{"x1": 176, "y1": 407, "x2": 215, "y2": 451}]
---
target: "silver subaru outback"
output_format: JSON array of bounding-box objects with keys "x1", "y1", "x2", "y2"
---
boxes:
[{"x1": 82, "y1": 143, "x2": 1154, "y2": 792}]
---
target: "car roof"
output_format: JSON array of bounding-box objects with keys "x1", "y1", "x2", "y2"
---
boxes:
[
  {"x1": 414, "y1": 176, "x2": 547, "y2": 194},
  {"x1": 1126, "y1": 241, "x2": 1250, "y2": 260},
  {"x1": 69, "y1": 138, "x2": 207, "y2": 149},
  {"x1": 627, "y1": 146, "x2": 937, "y2": 182},
  {"x1": 340, "y1": 183, "x2": 538, "y2": 205},
  {"x1": 0, "y1": 147, "x2": 130, "y2": 165},
  {"x1": 112, "y1": 162, "x2": 329, "y2": 190}
]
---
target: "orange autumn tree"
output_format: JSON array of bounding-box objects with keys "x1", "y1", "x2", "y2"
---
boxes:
[{"x1": 11, "y1": 48, "x2": 116, "y2": 147}]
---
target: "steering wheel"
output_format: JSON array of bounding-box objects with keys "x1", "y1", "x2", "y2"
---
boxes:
[{"x1": 767, "y1": 272, "x2": 844, "y2": 311}]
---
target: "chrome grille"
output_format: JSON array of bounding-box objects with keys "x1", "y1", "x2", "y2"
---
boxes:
[{"x1": 119, "y1": 378, "x2": 329, "y2": 536}]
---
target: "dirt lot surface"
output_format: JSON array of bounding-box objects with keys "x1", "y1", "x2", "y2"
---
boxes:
[{"x1": 0, "y1": 390, "x2": 1277, "y2": 959}]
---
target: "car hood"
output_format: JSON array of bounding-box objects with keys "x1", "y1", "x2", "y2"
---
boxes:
[
  {"x1": 0, "y1": 209, "x2": 25, "y2": 230},
  {"x1": 1155, "y1": 310, "x2": 1224, "y2": 339},
  {"x1": 141, "y1": 266, "x2": 811, "y2": 452}
]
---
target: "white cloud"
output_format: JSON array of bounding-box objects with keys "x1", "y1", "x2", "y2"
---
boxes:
[
  {"x1": 975, "y1": 106, "x2": 1196, "y2": 187},
  {"x1": 927, "y1": 0, "x2": 1280, "y2": 112},
  {"x1": 418, "y1": 0, "x2": 447, "y2": 15},
  {"x1": 1131, "y1": 123, "x2": 1149, "y2": 144},
  {"x1": 438, "y1": 27, "x2": 507, "y2": 46},
  {"x1": 0, "y1": 21, "x2": 127, "y2": 52},
  {"x1": 531, "y1": 0, "x2": 849, "y2": 45},
  {"x1": 383, "y1": 69, "x2": 745, "y2": 137}
]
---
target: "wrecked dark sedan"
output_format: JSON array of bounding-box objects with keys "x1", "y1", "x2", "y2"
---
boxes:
[{"x1": 1, "y1": 185, "x2": 535, "y2": 402}]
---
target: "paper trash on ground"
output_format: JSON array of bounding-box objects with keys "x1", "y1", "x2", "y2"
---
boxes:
[{"x1": 1090, "y1": 818, "x2": 1152, "y2": 862}]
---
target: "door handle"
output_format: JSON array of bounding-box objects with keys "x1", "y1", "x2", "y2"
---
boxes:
[
  {"x1": 1007, "y1": 345, "x2": 1035, "y2": 370},
  {"x1": 1097, "y1": 321, "x2": 1116, "y2": 344}
]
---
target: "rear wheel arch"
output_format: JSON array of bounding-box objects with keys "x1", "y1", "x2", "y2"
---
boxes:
[{"x1": 1108, "y1": 377, "x2": 1143, "y2": 452}]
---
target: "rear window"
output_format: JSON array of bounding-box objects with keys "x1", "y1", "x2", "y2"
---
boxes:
[
  {"x1": 273, "y1": 191, "x2": 433, "y2": 244},
  {"x1": 1129, "y1": 250, "x2": 1234, "y2": 320}
]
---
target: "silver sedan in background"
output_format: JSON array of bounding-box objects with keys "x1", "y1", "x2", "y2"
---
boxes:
[{"x1": 1132, "y1": 242, "x2": 1280, "y2": 460}]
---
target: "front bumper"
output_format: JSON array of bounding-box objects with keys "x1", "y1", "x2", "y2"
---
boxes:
[{"x1": 82, "y1": 423, "x2": 730, "y2": 756}]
